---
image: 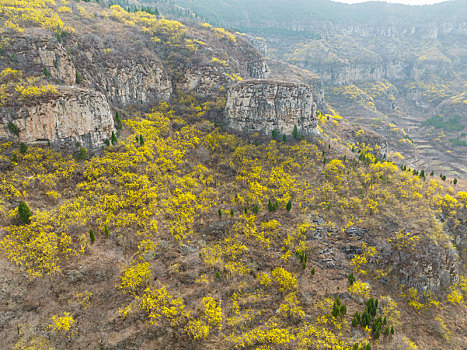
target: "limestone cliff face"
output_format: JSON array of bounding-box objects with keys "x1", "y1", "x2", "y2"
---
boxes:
[
  {"x1": 0, "y1": 87, "x2": 115, "y2": 152},
  {"x1": 224, "y1": 80, "x2": 318, "y2": 136},
  {"x1": 70, "y1": 34, "x2": 172, "y2": 105},
  {"x1": 378, "y1": 235, "x2": 459, "y2": 294},
  {"x1": 5, "y1": 30, "x2": 77, "y2": 86}
]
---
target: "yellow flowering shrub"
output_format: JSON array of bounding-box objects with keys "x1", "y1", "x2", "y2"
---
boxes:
[
  {"x1": 278, "y1": 293, "x2": 305, "y2": 320},
  {"x1": 185, "y1": 319, "x2": 209, "y2": 340},
  {"x1": 348, "y1": 280, "x2": 371, "y2": 300},
  {"x1": 447, "y1": 289, "x2": 463, "y2": 305},
  {"x1": 271, "y1": 267, "x2": 298, "y2": 292},
  {"x1": 137, "y1": 285, "x2": 187, "y2": 326},
  {"x1": 119, "y1": 262, "x2": 152, "y2": 294},
  {"x1": 48, "y1": 312, "x2": 74, "y2": 333}
]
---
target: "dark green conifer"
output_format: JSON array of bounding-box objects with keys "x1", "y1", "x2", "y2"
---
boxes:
[
  {"x1": 340, "y1": 304, "x2": 347, "y2": 316},
  {"x1": 139, "y1": 134, "x2": 145, "y2": 146},
  {"x1": 286, "y1": 200, "x2": 292, "y2": 212},
  {"x1": 293, "y1": 125, "x2": 299, "y2": 139},
  {"x1": 104, "y1": 225, "x2": 109, "y2": 237},
  {"x1": 20, "y1": 142, "x2": 27, "y2": 154},
  {"x1": 75, "y1": 71, "x2": 82, "y2": 84},
  {"x1": 272, "y1": 129, "x2": 278, "y2": 140},
  {"x1": 348, "y1": 272, "x2": 356, "y2": 285},
  {"x1": 77, "y1": 146, "x2": 87, "y2": 160},
  {"x1": 8, "y1": 122, "x2": 20, "y2": 136},
  {"x1": 89, "y1": 229, "x2": 95, "y2": 243},
  {"x1": 115, "y1": 111, "x2": 122, "y2": 129},
  {"x1": 111, "y1": 131, "x2": 117, "y2": 145},
  {"x1": 18, "y1": 201, "x2": 32, "y2": 225}
]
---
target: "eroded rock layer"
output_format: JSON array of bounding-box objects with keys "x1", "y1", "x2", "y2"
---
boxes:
[
  {"x1": 224, "y1": 79, "x2": 318, "y2": 136},
  {"x1": 0, "y1": 87, "x2": 115, "y2": 152}
]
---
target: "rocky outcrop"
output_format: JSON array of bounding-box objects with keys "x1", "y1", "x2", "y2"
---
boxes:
[
  {"x1": 4, "y1": 30, "x2": 77, "y2": 86},
  {"x1": 378, "y1": 234, "x2": 459, "y2": 294},
  {"x1": 0, "y1": 87, "x2": 115, "y2": 152},
  {"x1": 179, "y1": 65, "x2": 239, "y2": 96},
  {"x1": 224, "y1": 79, "x2": 318, "y2": 136},
  {"x1": 71, "y1": 34, "x2": 172, "y2": 105},
  {"x1": 247, "y1": 58, "x2": 270, "y2": 79}
]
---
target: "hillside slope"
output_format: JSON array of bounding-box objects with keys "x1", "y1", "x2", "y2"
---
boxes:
[
  {"x1": 0, "y1": 1, "x2": 466, "y2": 350},
  {"x1": 148, "y1": 0, "x2": 467, "y2": 179}
]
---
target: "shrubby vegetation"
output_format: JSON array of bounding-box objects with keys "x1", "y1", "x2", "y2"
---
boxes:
[{"x1": 1, "y1": 92, "x2": 465, "y2": 348}]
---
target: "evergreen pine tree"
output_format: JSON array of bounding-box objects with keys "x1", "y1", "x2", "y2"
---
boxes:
[
  {"x1": 272, "y1": 129, "x2": 278, "y2": 140},
  {"x1": 340, "y1": 304, "x2": 347, "y2": 316},
  {"x1": 104, "y1": 225, "x2": 109, "y2": 238},
  {"x1": 111, "y1": 131, "x2": 117, "y2": 145},
  {"x1": 252, "y1": 204, "x2": 259, "y2": 214},
  {"x1": 293, "y1": 125, "x2": 299, "y2": 139},
  {"x1": 18, "y1": 201, "x2": 32, "y2": 225},
  {"x1": 20, "y1": 142, "x2": 27, "y2": 154},
  {"x1": 115, "y1": 111, "x2": 122, "y2": 129},
  {"x1": 286, "y1": 200, "x2": 292, "y2": 212},
  {"x1": 89, "y1": 229, "x2": 95, "y2": 243},
  {"x1": 77, "y1": 146, "x2": 87, "y2": 160},
  {"x1": 230, "y1": 209, "x2": 234, "y2": 217},
  {"x1": 218, "y1": 209, "x2": 222, "y2": 218},
  {"x1": 75, "y1": 71, "x2": 82, "y2": 84},
  {"x1": 8, "y1": 121, "x2": 20, "y2": 136},
  {"x1": 282, "y1": 134, "x2": 286, "y2": 142},
  {"x1": 348, "y1": 272, "x2": 356, "y2": 285},
  {"x1": 139, "y1": 134, "x2": 145, "y2": 146}
]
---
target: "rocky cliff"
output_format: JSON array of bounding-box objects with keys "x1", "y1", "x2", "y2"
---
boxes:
[
  {"x1": 0, "y1": 87, "x2": 114, "y2": 152},
  {"x1": 224, "y1": 79, "x2": 318, "y2": 136}
]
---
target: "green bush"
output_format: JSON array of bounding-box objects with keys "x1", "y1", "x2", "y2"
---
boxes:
[
  {"x1": 77, "y1": 146, "x2": 88, "y2": 160},
  {"x1": 20, "y1": 142, "x2": 27, "y2": 154},
  {"x1": 422, "y1": 114, "x2": 464, "y2": 132},
  {"x1": 18, "y1": 201, "x2": 32, "y2": 225},
  {"x1": 8, "y1": 122, "x2": 20, "y2": 136}
]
